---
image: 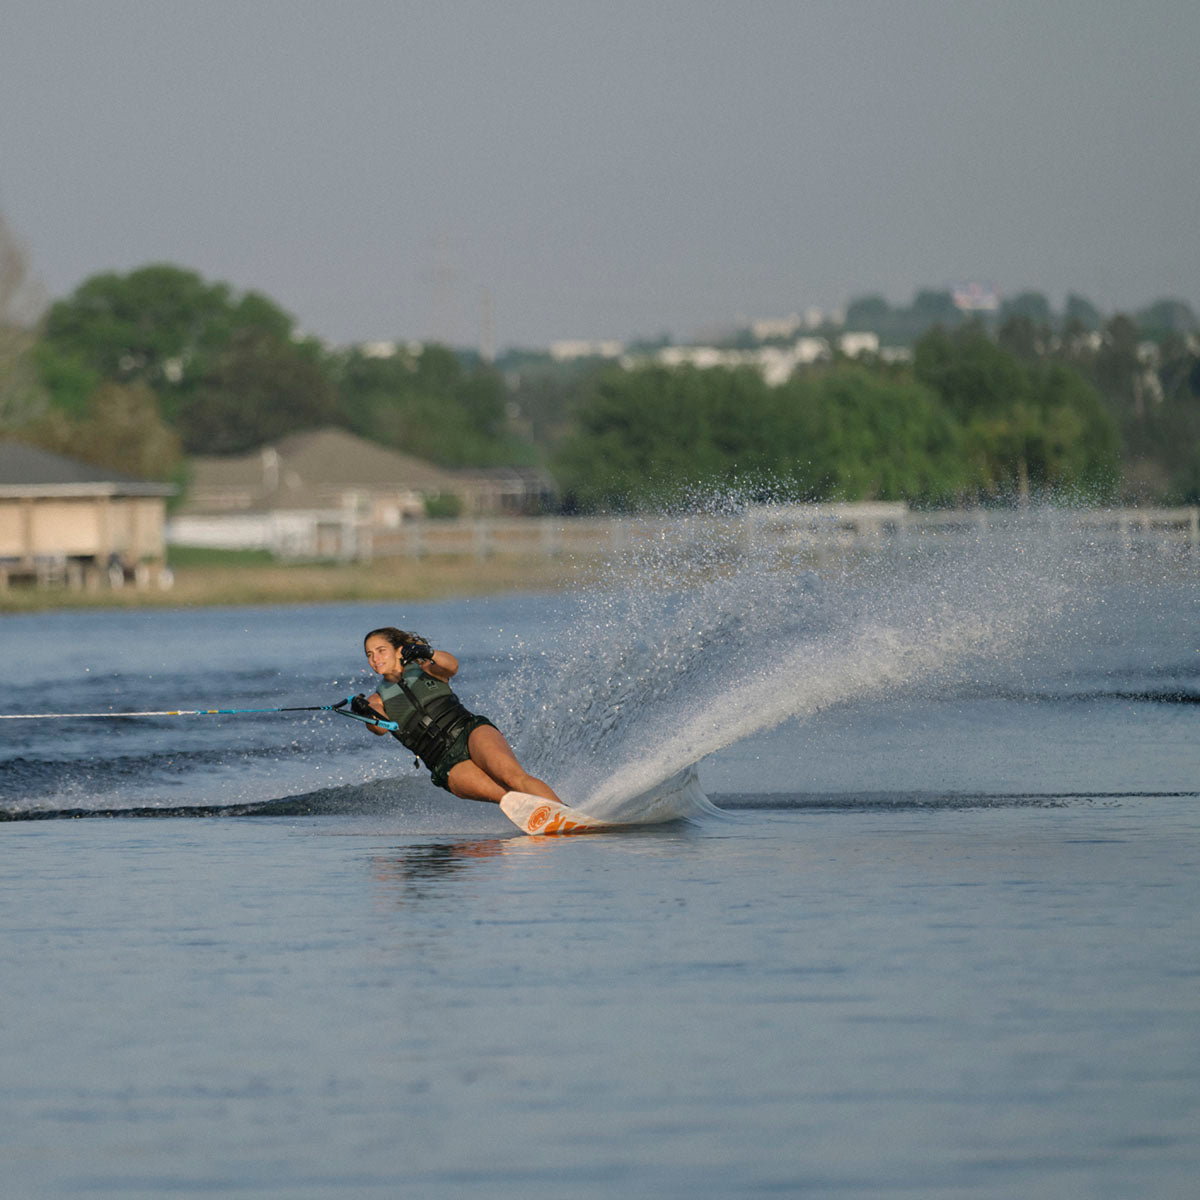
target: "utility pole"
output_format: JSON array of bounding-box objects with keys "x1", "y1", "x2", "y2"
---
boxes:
[
  {"x1": 429, "y1": 232, "x2": 460, "y2": 348},
  {"x1": 479, "y1": 288, "x2": 496, "y2": 363}
]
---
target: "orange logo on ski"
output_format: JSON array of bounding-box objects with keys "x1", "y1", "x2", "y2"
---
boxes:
[
  {"x1": 527, "y1": 804, "x2": 554, "y2": 831},
  {"x1": 499, "y1": 791, "x2": 609, "y2": 836},
  {"x1": 535, "y1": 810, "x2": 598, "y2": 835}
]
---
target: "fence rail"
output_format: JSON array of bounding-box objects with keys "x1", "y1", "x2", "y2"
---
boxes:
[
  {"x1": 354, "y1": 505, "x2": 1200, "y2": 562},
  {"x1": 11, "y1": 505, "x2": 1199, "y2": 591}
]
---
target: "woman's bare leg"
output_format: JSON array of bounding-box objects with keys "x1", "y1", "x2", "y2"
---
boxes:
[
  {"x1": 464, "y1": 725, "x2": 562, "y2": 803},
  {"x1": 445, "y1": 759, "x2": 507, "y2": 803}
]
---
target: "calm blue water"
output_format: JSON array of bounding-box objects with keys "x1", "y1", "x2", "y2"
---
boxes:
[{"x1": 2, "y1": 517, "x2": 1198, "y2": 1198}]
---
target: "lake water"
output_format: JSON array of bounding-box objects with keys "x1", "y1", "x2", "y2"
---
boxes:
[{"x1": 2, "y1": 515, "x2": 1198, "y2": 1198}]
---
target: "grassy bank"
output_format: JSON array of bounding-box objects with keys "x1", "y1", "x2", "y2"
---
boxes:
[{"x1": 0, "y1": 552, "x2": 596, "y2": 613}]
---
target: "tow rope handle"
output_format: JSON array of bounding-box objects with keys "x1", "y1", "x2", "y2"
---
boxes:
[{"x1": 332, "y1": 695, "x2": 400, "y2": 733}]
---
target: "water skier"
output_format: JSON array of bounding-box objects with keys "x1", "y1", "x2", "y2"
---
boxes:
[{"x1": 352, "y1": 626, "x2": 562, "y2": 806}]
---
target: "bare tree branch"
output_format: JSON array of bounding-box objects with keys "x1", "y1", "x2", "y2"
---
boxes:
[{"x1": 0, "y1": 209, "x2": 49, "y2": 427}]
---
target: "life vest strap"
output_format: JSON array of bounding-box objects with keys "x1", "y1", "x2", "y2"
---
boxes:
[{"x1": 392, "y1": 675, "x2": 474, "y2": 767}]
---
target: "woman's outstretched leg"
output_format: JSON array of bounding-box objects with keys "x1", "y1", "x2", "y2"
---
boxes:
[
  {"x1": 465, "y1": 725, "x2": 562, "y2": 803},
  {"x1": 445, "y1": 759, "x2": 507, "y2": 803}
]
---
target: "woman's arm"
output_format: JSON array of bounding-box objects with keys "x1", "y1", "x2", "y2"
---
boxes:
[
  {"x1": 363, "y1": 690, "x2": 389, "y2": 736},
  {"x1": 421, "y1": 649, "x2": 458, "y2": 682}
]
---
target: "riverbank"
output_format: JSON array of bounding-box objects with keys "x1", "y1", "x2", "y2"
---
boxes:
[
  {"x1": 5, "y1": 503, "x2": 1197, "y2": 613},
  {"x1": 0, "y1": 554, "x2": 593, "y2": 613}
]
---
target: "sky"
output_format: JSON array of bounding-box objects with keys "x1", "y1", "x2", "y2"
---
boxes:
[{"x1": 1, "y1": 1, "x2": 1197, "y2": 351}]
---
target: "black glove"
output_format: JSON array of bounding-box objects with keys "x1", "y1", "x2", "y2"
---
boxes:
[
  {"x1": 401, "y1": 641, "x2": 434, "y2": 664},
  {"x1": 350, "y1": 693, "x2": 379, "y2": 719}
]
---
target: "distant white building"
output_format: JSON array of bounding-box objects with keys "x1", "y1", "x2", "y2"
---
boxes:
[
  {"x1": 749, "y1": 308, "x2": 832, "y2": 341},
  {"x1": 750, "y1": 314, "x2": 804, "y2": 342},
  {"x1": 952, "y1": 282, "x2": 1000, "y2": 313},
  {"x1": 838, "y1": 331, "x2": 880, "y2": 358},
  {"x1": 657, "y1": 346, "x2": 734, "y2": 371},
  {"x1": 357, "y1": 340, "x2": 425, "y2": 359},
  {"x1": 655, "y1": 338, "x2": 830, "y2": 386},
  {"x1": 549, "y1": 340, "x2": 625, "y2": 361}
]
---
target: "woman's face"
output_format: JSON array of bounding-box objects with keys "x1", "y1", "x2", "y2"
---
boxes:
[{"x1": 364, "y1": 635, "x2": 403, "y2": 677}]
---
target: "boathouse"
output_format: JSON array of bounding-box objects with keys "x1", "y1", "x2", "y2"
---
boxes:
[{"x1": 0, "y1": 441, "x2": 174, "y2": 589}]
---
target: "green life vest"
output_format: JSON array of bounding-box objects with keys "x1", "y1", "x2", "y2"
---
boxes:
[{"x1": 377, "y1": 662, "x2": 476, "y2": 768}]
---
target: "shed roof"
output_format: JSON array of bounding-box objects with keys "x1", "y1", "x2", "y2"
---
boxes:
[{"x1": 0, "y1": 440, "x2": 175, "y2": 498}]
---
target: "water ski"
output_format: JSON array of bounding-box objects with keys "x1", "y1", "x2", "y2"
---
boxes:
[{"x1": 499, "y1": 792, "x2": 614, "y2": 836}]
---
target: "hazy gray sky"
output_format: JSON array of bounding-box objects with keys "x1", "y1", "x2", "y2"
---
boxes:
[{"x1": 2, "y1": 1, "x2": 1197, "y2": 350}]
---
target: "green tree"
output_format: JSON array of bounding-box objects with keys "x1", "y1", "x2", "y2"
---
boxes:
[
  {"x1": 844, "y1": 295, "x2": 891, "y2": 328},
  {"x1": 1169, "y1": 446, "x2": 1200, "y2": 504},
  {"x1": 785, "y1": 366, "x2": 967, "y2": 503},
  {"x1": 909, "y1": 289, "x2": 961, "y2": 326},
  {"x1": 1064, "y1": 293, "x2": 1103, "y2": 331},
  {"x1": 44, "y1": 265, "x2": 285, "y2": 386},
  {"x1": 997, "y1": 364, "x2": 1120, "y2": 500},
  {"x1": 503, "y1": 356, "x2": 605, "y2": 449},
  {"x1": 997, "y1": 314, "x2": 1050, "y2": 363},
  {"x1": 1035, "y1": 363, "x2": 1120, "y2": 487},
  {"x1": 555, "y1": 362, "x2": 967, "y2": 509},
  {"x1": 0, "y1": 210, "x2": 47, "y2": 428},
  {"x1": 1156, "y1": 333, "x2": 1198, "y2": 405},
  {"x1": 1135, "y1": 298, "x2": 1198, "y2": 340},
  {"x1": 914, "y1": 323, "x2": 1030, "y2": 421},
  {"x1": 1093, "y1": 314, "x2": 1146, "y2": 422},
  {"x1": 999, "y1": 291, "x2": 1053, "y2": 325},
  {"x1": 177, "y1": 329, "x2": 339, "y2": 454},
  {"x1": 20, "y1": 380, "x2": 182, "y2": 481},
  {"x1": 555, "y1": 365, "x2": 777, "y2": 509},
  {"x1": 40, "y1": 264, "x2": 300, "y2": 421},
  {"x1": 915, "y1": 325, "x2": 1118, "y2": 501},
  {"x1": 331, "y1": 343, "x2": 525, "y2": 468},
  {"x1": 0, "y1": 327, "x2": 46, "y2": 429},
  {"x1": 30, "y1": 342, "x2": 97, "y2": 418}
]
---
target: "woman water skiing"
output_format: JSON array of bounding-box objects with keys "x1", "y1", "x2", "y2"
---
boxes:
[{"x1": 353, "y1": 626, "x2": 562, "y2": 806}]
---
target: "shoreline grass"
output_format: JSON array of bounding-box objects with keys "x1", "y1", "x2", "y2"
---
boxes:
[{"x1": 0, "y1": 554, "x2": 597, "y2": 613}]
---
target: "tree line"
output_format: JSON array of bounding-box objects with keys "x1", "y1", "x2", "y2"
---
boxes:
[
  {"x1": 531, "y1": 298, "x2": 1200, "y2": 509},
  {"x1": 837, "y1": 288, "x2": 1196, "y2": 349},
  {"x1": 2, "y1": 256, "x2": 1198, "y2": 509},
  {"x1": 554, "y1": 337, "x2": 1122, "y2": 510},
  {"x1": 7, "y1": 263, "x2": 526, "y2": 489}
]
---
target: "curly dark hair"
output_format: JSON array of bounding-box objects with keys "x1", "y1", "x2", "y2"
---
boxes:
[{"x1": 363, "y1": 627, "x2": 429, "y2": 650}]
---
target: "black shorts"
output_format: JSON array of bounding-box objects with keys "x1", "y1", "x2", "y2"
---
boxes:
[{"x1": 428, "y1": 715, "x2": 497, "y2": 792}]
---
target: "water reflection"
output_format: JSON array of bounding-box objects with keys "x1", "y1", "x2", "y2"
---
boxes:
[{"x1": 369, "y1": 835, "x2": 560, "y2": 903}]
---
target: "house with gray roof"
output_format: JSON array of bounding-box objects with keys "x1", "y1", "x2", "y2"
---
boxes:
[
  {"x1": 170, "y1": 428, "x2": 554, "y2": 558},
  {"x1": 0, "y1": 440, "x2": 175, "y2": 588}
]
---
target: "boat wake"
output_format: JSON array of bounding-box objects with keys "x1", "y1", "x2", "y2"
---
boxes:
[
  {"x1": 493, "y1": 506, "x2": 1140, "y2": 818},
  {"x1": 583, "y1": 763, "x2": 721, "y2": 824}
]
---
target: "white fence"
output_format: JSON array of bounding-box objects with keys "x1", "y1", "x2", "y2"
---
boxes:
[{"x1": 172, "y1": 504, "x2": 1200, "y2": 562}]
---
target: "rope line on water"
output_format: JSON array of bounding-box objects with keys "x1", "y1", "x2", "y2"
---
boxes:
[{"x1": 0, "y1": 699, "x2": 400, "y2": 732}]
